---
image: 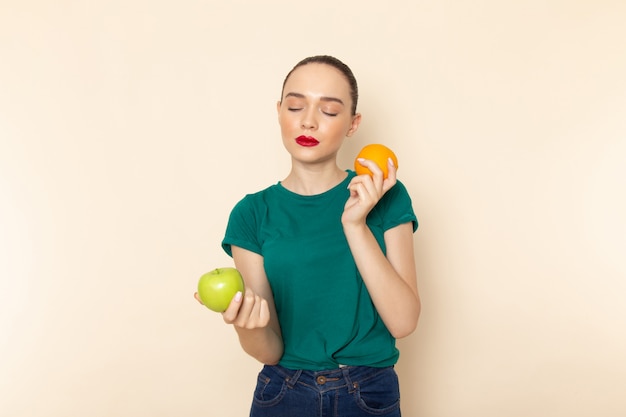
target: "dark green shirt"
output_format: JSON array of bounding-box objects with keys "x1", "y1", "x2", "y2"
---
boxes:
[{"x1": 222, "y1": 171, "x2": 417, "y2": 370}]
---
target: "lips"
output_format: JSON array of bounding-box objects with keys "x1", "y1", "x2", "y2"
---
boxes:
[{"x1": 295, "y1": 135, "x2": 320, "y2": 147}]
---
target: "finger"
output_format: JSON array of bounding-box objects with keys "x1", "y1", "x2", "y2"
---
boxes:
[
  {"x1": 388, "y1": 157, "x2": 397, "y2": 175},
  {"x1": 357, "y1": 158, "x2": 385, "y2": 191},
  {"x1": 353, "y1": 171, "x2": 382, "y2": 202},
  {"x1": 232, "y1": 289, "x2": 257, "y2": 327},
  {"x1": 245, "y1": 294, "x2": 264, "y2": 329},
  {"x1": 221, "y1": 290, "x2": 243, "y2": 323},
  {"x1": 357, "y1": 158, "x2": 384, "y2": 179},
  {"x1": 259, "y1": 299, "x2": 270, "y2": 327},
  {"x1": 355, "y1": 157, "x2": 368, "y2": 171},
  {"x1": 350, "y1": 182, "x2": 373, "y2": 205},
  {"x1": 349, "y1": 170, "x2": 375, "y2": 190},
  {"x1": 346, "y1": 180, "x2": 362, "y2": 199},
  {"x1": 383, "y1": 157, "x2": 398, "y2": 192}
]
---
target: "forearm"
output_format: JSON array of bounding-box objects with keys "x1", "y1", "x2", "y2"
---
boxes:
[
  {"x1": 235, "y1": 326, "x2": 284, "y2": 365},
  {"x1": 343, "y1": 222, "x2": 420, "y2": 338},
  {"x1": 229, "y1": 246, "x2": 284, "y2": 364}
]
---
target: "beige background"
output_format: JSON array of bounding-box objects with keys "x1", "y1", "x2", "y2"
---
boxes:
[{"x1": 1, "y1": 1, "x2": 625, "y2": 416}]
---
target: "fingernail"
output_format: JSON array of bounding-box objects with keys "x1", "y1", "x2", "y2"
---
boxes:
[
  {"x1": 388, "y1": 157, "x2": 395, "y2": 167},
  {"x1": 234, "y1": 291, "x2": 242, "y2": 302}
]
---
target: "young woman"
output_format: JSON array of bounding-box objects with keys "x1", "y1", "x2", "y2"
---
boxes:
[{"x1": 196, "y1": 55, "x2": 420, "y2": 416}]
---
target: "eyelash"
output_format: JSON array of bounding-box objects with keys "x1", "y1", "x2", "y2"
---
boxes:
[{"x1": 287, "y1": 108, "x2": 338, "y2": 117}]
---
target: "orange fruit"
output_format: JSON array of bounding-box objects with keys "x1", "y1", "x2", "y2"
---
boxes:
[{"x1": 354, "y1": 144, "x2": 398, "y2": 179}]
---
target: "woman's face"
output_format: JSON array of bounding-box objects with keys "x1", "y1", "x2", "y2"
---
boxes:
[{"x1": 277, "y1": 63, "x2": 361, "y2": 166}]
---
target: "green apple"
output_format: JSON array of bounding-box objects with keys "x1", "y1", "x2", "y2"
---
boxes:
[{"x1": 197, "y1": 267, "x2": 245, "y2": 312}]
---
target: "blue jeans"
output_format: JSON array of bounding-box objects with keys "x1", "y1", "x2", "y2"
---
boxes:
[{"x1": 249, "y1": 364, "x2": 401, "y2": 417}]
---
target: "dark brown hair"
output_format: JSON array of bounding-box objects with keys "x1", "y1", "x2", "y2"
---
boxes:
[{"x1": 280, "y1": 55, "x2": 359, "y2": 115}]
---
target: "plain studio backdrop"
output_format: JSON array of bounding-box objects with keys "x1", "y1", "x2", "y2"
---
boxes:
[{"x1": 1, "y1": 1, "x2": 625, "y2": 416}]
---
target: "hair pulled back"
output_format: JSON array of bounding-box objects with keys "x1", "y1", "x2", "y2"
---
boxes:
[{"x1": 281, "y1": 55, "x2": 359, "y2": 115}]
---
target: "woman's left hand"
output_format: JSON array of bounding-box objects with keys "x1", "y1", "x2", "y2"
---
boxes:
[{"x1": 342, "y1": 157, "x2": 397, "y2": 226}]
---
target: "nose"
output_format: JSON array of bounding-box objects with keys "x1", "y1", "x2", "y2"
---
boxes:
[{"x1": 300, "y1": 108, "x2": 318, "y2": 130}]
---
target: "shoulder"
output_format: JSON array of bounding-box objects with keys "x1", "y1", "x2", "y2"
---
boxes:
[
  {"x1": 222, "y1": 184, "x2": 279, "y2": 256},
  {"x1": 373, "y1": 178, "x2": 418, "y2": 232},
  {"x1": 382, "y1": 178, "x2": 413, "y2": 204},
  {"x1": 231, "y1": 183, "x2": 280, "y2": 212}
]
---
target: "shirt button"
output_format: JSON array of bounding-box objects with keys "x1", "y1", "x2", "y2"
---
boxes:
[{"x1": 316, "y1": 376, "x2": 327, "y2": 385}]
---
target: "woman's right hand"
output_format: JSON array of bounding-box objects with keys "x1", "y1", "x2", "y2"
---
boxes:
[
  {"x1": 196, "y1": 247, "x2": 283, "y2": 364},
  {"x1": 194, "y1": 288, "x2": 271, "y2": 329},
  {"x1": 221, "y1": 288, "x2": 271, "y2": 330}
]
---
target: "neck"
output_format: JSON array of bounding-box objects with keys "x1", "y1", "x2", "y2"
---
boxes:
[{"x1": 281, "y1": 163, "x2": 347, "y2": 196}]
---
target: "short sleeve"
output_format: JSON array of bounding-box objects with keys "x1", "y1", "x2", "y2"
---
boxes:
[
  {"x1": 378, "y1": 180, "x2": 418, "y2": 233},
  {"x1": 221, "y1": 195, "x2": 263, "y2": 257}
]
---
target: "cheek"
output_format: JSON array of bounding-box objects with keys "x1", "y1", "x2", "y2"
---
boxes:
[
  {"x1": 278, "y1": 115, "x2": 299, "y2": 139},
  {"x1": 324, "y1": 120, "x2": 350, "y2": 136},
  {"x1": 278, "y1": 113, "x2": 296, "y2": 128}
]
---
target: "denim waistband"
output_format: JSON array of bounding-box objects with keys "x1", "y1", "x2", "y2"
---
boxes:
[{"x1": 263, "y1": 364, "x2": 394, "y2": 393}]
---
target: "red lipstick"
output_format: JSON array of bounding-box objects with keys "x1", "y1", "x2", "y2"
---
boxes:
[{"x1": 296, "y1": 135, "x2": 320, "y2": 147}]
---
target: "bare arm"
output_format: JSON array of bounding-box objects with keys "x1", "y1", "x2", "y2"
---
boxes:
[
  {"x1": 342, "y1": 221, "x2": 420, "y2": 338},
  {"x1": 195, "y1": 246, "x2": 283, "y2": 364},
  {"x1": 342, "y1": 158, "x2": 420, "y2": 338},
  {"x1": 227, "y1": 246, "x2": 283, "y2": 364}
]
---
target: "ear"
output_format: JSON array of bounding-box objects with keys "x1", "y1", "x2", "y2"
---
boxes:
[
  {"x1": 346, "y1": 113, "x2": 362, "y2": 137},
  {"x1": 276, "y1": 100, "x2": 282, "y2": 116}
]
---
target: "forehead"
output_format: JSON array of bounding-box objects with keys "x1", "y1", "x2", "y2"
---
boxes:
[{"x1": 282, "y1": 63, "x2": 351, "y2": 100}]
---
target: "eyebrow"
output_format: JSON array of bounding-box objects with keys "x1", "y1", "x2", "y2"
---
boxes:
[{"x1": 284, "y1": 92, "x2": 345, "y2": 106}]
